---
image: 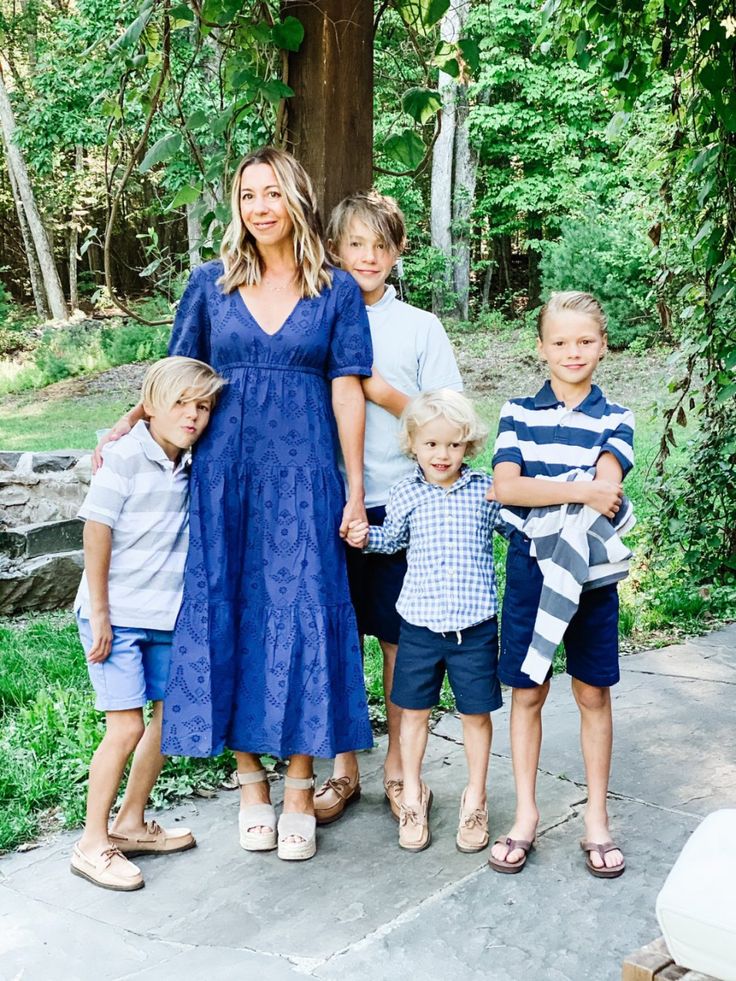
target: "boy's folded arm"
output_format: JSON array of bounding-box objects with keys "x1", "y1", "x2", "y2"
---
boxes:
[
  {"x1": 594, "y1": 451, "x2": 624, "y2": 484},
  {"x1": 361, "y1": 369, "x2": 410, "y2": 418},
  {"x1": 492, "y1": 462, "x2": 622, "y2": 515}
]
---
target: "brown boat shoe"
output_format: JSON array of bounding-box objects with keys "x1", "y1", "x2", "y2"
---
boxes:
[
  {"x1": 109, "y1": 819, "x2": 196, "y2": 857},
  {"x1": 455, "y1": 789, "x2": 489, "y2": 853},
  {"x1": 313, "y1": 774, "x2": 361, "y2": 825},
  {"x1": 70, "y1": 843, "x2": 144, "y2": 892},
  {"x1": 398, "y1": 782, "x2": 433, "y2": 852}
]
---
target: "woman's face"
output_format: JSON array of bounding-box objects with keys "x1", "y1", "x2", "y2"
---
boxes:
[{"x1": 239, "y1": 163, "x2": 293, "y2": 247}]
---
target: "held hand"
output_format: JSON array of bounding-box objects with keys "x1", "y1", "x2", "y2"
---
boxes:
[
  {"x1": 340, "y1": 497, "x2": 367, "y2": 540},
  {"x1": 346, "y1": 520, "x2": 369, "y2": 548},
  {"x1": 87, "y1": 612, "x2": 113, "y2": 664},
  {"x1": 91, "y1": 420, "x2": 131, "y2": 474},
  {"x1": 584, "y1": 480, "x2": 623, "y2": 519}
]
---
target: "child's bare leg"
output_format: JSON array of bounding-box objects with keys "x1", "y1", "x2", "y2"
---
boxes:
[
  {"x1": 459, "y1": 712, "x2": 492, "y2": 810},
  {"x1": 111, "y1": 701, "x2": 165, "y2": 834},
  {"x1": 400, "y1": 708, "x2": 431, "y2": 807},
  {"x1": 79, "y1": 709, "x2": 145, "y2": 854},
  {"x1": 571, "y1": 679, "x2": 623, "y2": 870},
  {"x1": 380, "y1": 640, "x2": 403, "y2": 780},
  {"x1": 490, "y1": 681, "x2": 549, "y2": 864}
]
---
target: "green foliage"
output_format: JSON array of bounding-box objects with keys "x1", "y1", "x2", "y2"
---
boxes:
[
  {"x1": 402, "y1": 245, "x2": 454, "y2": 310},
  {"x1": 100, "y1": 321, "x2": 170, "y2": 366},
  {"x1": 538, "y1": 213, "x2": 660, "y2": 348},
  {"x1": 33, "y1": 322, "x2": 110, "y2": 385}
]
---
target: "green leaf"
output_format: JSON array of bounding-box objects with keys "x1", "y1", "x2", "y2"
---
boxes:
[
  {"x1": 201, "y1": 0, "x2": 242, "y2": 27},
  {"x1": 260, "y1": 79, "x2": 295, "y2": 102},
  {"x1": 402, "y1": 87, "x2": 442, "y2": 124},
  {"x1": 384, "y1": 129, "x2": 425, "y2": 170},
  {"x1": 396, "y1": 0, "x2": 450, "y2": 32},
  {"x1": 169, "y1": 3, "x2": 194, "y2": 21},
  {"x1": 458, "y1": 38, "x2": 480, "y2": 74},
  {"x1": 109, "y1": 7, "x2": 153, "y2": 53},
  {"x1": 186, "y1": 109, "x2": 208, "y2": 131},
  {"x1": 139, "y1": 133, "x2": 182, "y2": 173},
  {"x1": 170, "y1": 185, "x2": 202, "y2": 209},
  {"x1": 272, "y1": 15, "x2": 304, "y2": 52},
  {"x1": 210, "y1": 106, "x2": 235, "y2": 137},
  {"x1": 439, "y1": 57, "x2": 460, "y2": 78},
  {"x1": 691, "y1": 220, "x2": 713, "y2": 248},
  {"x1": 716, "y1": 382, "x2": 736, "y2": 404}
]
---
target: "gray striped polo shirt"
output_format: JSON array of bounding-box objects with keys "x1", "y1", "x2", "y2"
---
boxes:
[{"x1": 74, "y1": 421, "x2": 190, "y2": 630}]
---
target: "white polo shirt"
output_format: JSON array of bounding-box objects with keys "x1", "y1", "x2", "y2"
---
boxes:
[
  {"x1": 74, "y1": 422, "x2": 190, "y2": 631},
  {"x1": 361, "y1": 286, "x2": 463, "y2": 507}
]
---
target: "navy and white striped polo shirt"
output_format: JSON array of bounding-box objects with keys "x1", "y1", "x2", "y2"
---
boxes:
[{"x1": 492, "y1": 381, "x2": 635, "y2": 537}]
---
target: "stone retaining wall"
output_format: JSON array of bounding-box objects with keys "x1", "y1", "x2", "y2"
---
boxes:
[{"x1": 0, "y1": 451, "x2": 91, "y2": 615}]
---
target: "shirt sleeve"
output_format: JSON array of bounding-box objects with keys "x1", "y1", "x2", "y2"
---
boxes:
[
  {"x1": 492, "y1": 401, "x2": 523, "y2": 469},
  {"x1": 326, "y1": 272, "x2": 373, "y2": 380},
  {"x1": 417, "y1": 315, "x2": 463, "y2": 391},
  {"x1": 77, "y1": 449, "x2": 131, "y2": 528},
  {"x1": 599, "y1": 408, "x2": 635, "y2": 476},
  {"x1": 168, "y1": 265, "x2": 212, "y2": 363},
  {"x1": 365, "y1": 483, "x2": 411, "y2": 554}
]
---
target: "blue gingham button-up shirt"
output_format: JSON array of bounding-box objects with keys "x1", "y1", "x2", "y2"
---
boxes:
[{"x1": 365, "y1": 465, "x2": 501, "y2": 633}]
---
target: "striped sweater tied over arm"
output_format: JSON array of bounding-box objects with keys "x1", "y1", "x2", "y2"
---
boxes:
[{"x1": 520, "y1": 469, "x2": 636, "y2": 685}]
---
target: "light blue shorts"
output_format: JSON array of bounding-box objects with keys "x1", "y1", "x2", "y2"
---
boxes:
[{"x1": 76, "y1": 615, "x2": 173, "y2": 712}]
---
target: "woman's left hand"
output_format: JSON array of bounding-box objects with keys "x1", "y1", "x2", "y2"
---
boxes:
[{"x1": 340, "y1": 496, "x2": 367, "y2": 539}]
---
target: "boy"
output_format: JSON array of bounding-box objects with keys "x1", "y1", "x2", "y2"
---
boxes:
[
  {"x1": 347, "y1": 390, "x2": 502, "y2": 852},
  {"x1": 489, "y1": 291, "x2": 634, "y2": 878},
  {"x1": 314, "y1": 190, "x2": 463, "y2": 825},
  {"x1": 71, "y1": 356, "x2": 225, "y2": 891}
]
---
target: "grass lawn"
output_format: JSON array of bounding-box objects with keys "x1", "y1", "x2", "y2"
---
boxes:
[{"x1": 0, "y1": 393, "x2": 133, "y2": 451}]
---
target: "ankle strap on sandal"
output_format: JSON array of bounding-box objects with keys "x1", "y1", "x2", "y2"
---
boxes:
[
  {"x1": 283, "y1": 775, "x2": 315, "y2": 790},
  {"x1": 236, "y1": 769, "x2": 268, "y2": 786}
]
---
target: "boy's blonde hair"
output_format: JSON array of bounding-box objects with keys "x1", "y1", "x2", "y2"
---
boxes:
[
  {"x1": 327, "y1": 189, "x2": 408, "y2": 261},
  {"x1": 141, "y1": 356, "x2": 225, "y2": 412},
  {"x1": 219, "y1": 146, "x2": 332, "y2": 299},
  {"x1": 399, "y1": 389, "x2": 489, "y2": 459},
  {"x1": 537, "y1": 291, "x2": 607, "y2": 339}
]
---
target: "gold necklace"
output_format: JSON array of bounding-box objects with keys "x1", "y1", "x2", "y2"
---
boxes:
[{"x1": 262, "y1": 272, "x2": 296, "y2": 293}]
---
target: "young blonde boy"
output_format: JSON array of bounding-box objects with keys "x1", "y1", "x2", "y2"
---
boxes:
[
  {"x1": 489, "y1": 292, "x2": 634, "y2": 878},
  {"x1": 71, "y1": 356, "x2": 225, "y2": 891},
  {"x1": 347, "y1": 390, "x2": 502, "y2": 852},
  {"x1": 313, "y1": 190, "x2": 463, "y2": 826}
]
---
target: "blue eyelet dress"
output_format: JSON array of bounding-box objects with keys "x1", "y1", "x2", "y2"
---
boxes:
[{"x1": 161, "y1": 261, "x2": 374, "y2": 759}]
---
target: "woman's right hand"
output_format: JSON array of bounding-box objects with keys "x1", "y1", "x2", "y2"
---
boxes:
[{"x1": 91, "y1": 420, "x2": 130, "y2": 473}]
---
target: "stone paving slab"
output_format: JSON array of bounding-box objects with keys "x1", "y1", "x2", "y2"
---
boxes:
[{"x1": 1, "y1": 625, "x2": 734, "y2": 980}]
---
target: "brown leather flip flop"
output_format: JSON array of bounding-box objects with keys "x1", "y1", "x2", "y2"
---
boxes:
[
  {"x1": 580, "y1": 840, "x2": 625, "y2": 878},
  {"x1": 488, "y1": 836, "x2": 534, "y2": 874}
]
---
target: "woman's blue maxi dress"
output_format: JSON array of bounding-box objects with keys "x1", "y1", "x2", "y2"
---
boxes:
[{"x1": 161, "y1": 261, "x2": 374, "y2": 759}]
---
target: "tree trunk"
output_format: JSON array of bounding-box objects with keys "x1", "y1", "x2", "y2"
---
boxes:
[
  {"x1": 0, "y1": 70, "x2": 66, "y2": 320},
  {"x1": 186, "y1": 202, "x2": 202, "y2": 268},
  {"x1": 68, "y1": 144, "x2": 84, "y2": 311},
  {"x1": 527, "y1": 213, "x2": 543, "y2": 309},
  {"x1": 282, "y1": 1, "x2": 373, "y2": 222},
  {"x1": 4, "y1": 148, "x2": 48, "y2": 317},
  {"x1": 452, "y1": 85, "x2": 477, "y2": 319},
  {"x1": 430, "y1": 0, "x2": 470, "y2": 315}
]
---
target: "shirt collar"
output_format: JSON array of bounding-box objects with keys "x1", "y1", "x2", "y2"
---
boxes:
[
  {"x1": 129, "y1": 420, "x2": 190, "y2": 471},
  {"x1": 366, "y1": 284, "x2": 396, "y2": 312},
  {"x1": 412, "y1": 462, "x2": 476, "y2": 492},
  {"x1": 533, "y1": 380, "x2": 606, "y2": 419}
]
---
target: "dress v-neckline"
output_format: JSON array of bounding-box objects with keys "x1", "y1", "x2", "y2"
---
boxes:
[{"x1": 236, "y1": 288, "x2": 301, "y2": 338}]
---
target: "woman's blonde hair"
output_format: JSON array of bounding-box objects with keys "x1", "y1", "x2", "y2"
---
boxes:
[
  {"x1": 141, "y1": 356, "x2": 226, "y2": 412},
  {"x1": 399, "y1": 389, "x2": 489, "y2": 460},
  {"x1": 218, "y1": 146, "x2": 332, "y2": 298},
  {"x1": 326, "y1": 189, "x2": 408, "y2": 263},
  {"x1": 537, "y1": 291, "x2": 607, "y2": 339}
]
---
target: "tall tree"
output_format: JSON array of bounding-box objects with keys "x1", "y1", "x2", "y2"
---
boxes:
[
  {"x1": 282, "y1": 1, "x2": 373, "y2": 219},
  {"x1": 0, "y1": 67, "x2": 66, "y2": 320}
]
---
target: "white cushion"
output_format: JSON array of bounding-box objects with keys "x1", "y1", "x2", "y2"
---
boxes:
[{"x1": 656, "y1": 809, "x2": 736, "y2": 980}]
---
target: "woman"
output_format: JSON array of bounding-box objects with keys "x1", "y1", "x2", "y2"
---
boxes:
[{"x1": 101, "y1": 147, "x2": 373, "y2": 861}]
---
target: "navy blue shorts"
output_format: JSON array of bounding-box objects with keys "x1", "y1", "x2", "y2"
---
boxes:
[
  {"x1": 392, "y1": 617, "x2": 503, "y2": 715},
  {"x1": 345, "y1": 505, "x2": 407, "y2": 645},
  {"x1": 500, "y1": 533, "x2": 620, "y2": 689}
]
